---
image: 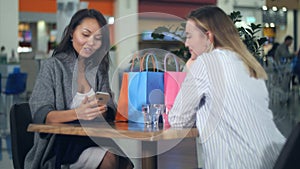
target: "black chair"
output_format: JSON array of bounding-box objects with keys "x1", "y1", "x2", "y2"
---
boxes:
[
  {"x1": 273, "y1": 122, "x2": 300, "y2": 169},
  {"x1": 10, "y1": 103, "x2": 34, "y2": 169},
  {"x1": 4, "y1": 71, "x2": 28, "y2": 132},
  {"x1": 0, "y1": 72, "x2": 2, "y2": 91}
]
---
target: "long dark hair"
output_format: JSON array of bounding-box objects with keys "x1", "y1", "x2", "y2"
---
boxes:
[{"x1": 54, "y1": 8, "x2": 110, "y2": 71}]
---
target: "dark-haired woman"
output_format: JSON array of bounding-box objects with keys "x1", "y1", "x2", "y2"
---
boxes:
[{"x1": 25, "y1": 9, "x2": 132, "y2": 169}]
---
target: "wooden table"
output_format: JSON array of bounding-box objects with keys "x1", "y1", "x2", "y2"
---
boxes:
[{"x1": 27, "y1": 122, "x2": 199, "y2": 169}]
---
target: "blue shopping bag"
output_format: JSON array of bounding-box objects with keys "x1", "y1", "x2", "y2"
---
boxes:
[{"x1": 127, "y1": 53, "x2": 164, "y2": 123}]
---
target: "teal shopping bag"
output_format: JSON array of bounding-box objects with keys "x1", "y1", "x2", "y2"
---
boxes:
[{"x1": 127, "y1": 53, "x2": 164, "y2": 123}]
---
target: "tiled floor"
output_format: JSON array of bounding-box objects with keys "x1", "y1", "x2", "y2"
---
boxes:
[
  {"x1": 0, "y1": 138, "x2": 13, "y2": 169},
  {"x1": 0, "y1": 94, "x2": 15, "y2": 169},
  {"x1": 0, "y1": 87, "x2": 300, "y2": 169}
]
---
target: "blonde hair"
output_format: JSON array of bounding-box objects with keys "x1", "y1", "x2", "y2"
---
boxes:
[{"x1": 187, "y1": 6, "x2": 267, "y2": 80}]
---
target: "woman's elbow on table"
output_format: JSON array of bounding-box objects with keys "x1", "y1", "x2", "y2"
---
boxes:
[{"x1": 168, "y1": 113, "x2": 196, "y2": 128}]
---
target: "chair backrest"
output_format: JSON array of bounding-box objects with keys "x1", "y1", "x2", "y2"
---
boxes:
[
  {"x1": 10, "y1": 103, "x2": 34, "y2": 169},
  {"x1": 273, "y1": 122, "x2": 300, "y2": 169},
  {"x1": 5, "y1": 72, "x2": 27, "y2": 95}
]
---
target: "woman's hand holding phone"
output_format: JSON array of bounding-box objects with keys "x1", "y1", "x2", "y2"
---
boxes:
[
  {"x1": 75, "y1": 95, "x2": 108, "y2": 120},
  {"x1": 95, "y1": 92, "x2": 110, "y2": 106}
]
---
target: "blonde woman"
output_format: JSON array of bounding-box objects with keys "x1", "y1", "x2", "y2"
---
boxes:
[{"x1": 169, "y1": 6, "x2": 286, "y2": 169}]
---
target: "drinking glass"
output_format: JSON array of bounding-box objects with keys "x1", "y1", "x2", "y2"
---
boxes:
[
  {"x1": 142, "y1": 104, "x2": 151, "y2": 126},
  {"x1": 152, "y1": 104, "x2": 165, "y2": 126}
]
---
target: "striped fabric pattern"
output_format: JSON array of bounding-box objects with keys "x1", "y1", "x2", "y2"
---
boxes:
[{"x1": 168, "y1": 48, "x2": 286, "y2": 169}]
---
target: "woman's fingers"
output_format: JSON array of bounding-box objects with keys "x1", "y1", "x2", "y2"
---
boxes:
[
  {"x1": 99, "y1": 104, "x2": 107, "y2": 112},
  {"x1": 83, "y1": 105, "x2": 107, "y2": 120},
  {"x1": 76, "y1": 100, "x2": 108, "y2": 120}
]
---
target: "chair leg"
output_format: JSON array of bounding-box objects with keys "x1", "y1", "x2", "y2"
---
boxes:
[
  {"x1": 0, "y1": 137, "x2": 2, "y2": 160},
  {"x1": 5, "y1": 134, "x2": 12, "y2": 159},
  {"x1": 4, "y1": 95, "x2": 13, "y2": 133},
  {"x1": 0, "y1": 94, "x2": 7, "y2": 161}
]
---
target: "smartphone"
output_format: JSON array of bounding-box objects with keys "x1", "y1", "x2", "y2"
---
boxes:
[{"x1": 95, "y1": 92, "x2": 110, "y2": 105}]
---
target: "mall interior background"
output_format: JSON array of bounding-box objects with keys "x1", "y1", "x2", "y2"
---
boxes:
[
  {"x1": 0, "y1": 0, "x2": 299, "y2": 100},
  {"x1": 1, "y1": 0, "x2": 300, "y2": 168}
]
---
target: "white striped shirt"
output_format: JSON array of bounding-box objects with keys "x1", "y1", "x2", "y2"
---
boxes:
[{"x1": 169, "y1": 48, "x2": 286, "y2": 169}]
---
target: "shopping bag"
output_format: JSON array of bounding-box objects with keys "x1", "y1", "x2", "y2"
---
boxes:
[
  {"x1": 164, "y1": 53, "x2": 186, "y2": 113},
  {"x1": 115, "y1": 54, "x2": 141, "y2": 122},
  {"x1": 115, "y1": 72, "x2": 129, "y2": 122},
  {"x1": 127, "y1": 53, "x2": 164, "y2": 123}
]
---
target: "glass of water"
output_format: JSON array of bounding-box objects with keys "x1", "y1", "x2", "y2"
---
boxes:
[
  {"x1": 152, "y1": 104, "x2": 165, "y2": 126},
  {"x1": 142, "y1": 104, "x2": 152, "y2": 126}
]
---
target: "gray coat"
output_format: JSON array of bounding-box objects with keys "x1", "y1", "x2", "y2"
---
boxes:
[
  {"x1": 274, "y1": 43, "x2": 294, "y2": 63},
  {"x1": 24, "y1": 51, "x2": 116, "y2": 169}
]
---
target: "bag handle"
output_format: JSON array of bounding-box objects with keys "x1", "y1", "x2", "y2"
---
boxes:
[
  {"x1": 164, "y1": 52, "x2": 179, "y2": 71},
  {"x1": 130, "y1": 52, "x2": 142, "y2": 72},
  {"x1": 145, "y1": 53, "x2": 159, "y2": 72},
  {"x1": 140, "y1": 53, "x2": 158, "y2": 72}
]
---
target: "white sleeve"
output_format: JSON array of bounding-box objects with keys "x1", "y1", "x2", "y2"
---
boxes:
[{"x1": 168, "y1": 58, "x2": 209, "y2": 128}]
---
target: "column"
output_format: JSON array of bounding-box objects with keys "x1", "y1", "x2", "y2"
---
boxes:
[
  {"x1": 114, "y1": 0, "x2": 138, "y2": 67},
  {"x1": 111, "y1": 0, "x2": 138, "y2": 101},
  {"x1": 56, "y1": 0, "x2": 81, "y2": 43},
  {"x1": 37, "y1": 21, "x2": 48, "y2": 53},
  {"x1": 295, "y1": 10, "x2": 300, "y2": 49},
  {"x1": 217, "y1": 0, "x2": 234, "y2": 13},
  {"x1": 113, "y1": 0, "x2": 141, "y2": 168},
  {"x1": 0, "y1": 0, "x2": 19, "y2": 62}
]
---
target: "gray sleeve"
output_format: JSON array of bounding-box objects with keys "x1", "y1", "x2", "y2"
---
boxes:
[
  {"x1": 274, "y1": 45, "x2": 283, "y2": 62},
  {"x1": 29, "y1": 59, "x2": 56, "y2": 124},
  {"x1": 275, "y1": 45, "x2": 294, "y2": 61}
]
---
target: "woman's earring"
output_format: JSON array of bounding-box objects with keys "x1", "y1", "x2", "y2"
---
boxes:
[{"x1": 71, "y1": 39, "x2": 73, "y2": 42}]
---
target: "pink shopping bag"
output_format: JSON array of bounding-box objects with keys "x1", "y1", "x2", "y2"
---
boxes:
[{"x1": 164, "y1": 53, "x2": 186, "y2": 114}]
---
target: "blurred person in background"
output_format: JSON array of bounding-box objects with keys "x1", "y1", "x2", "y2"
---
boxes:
[
  {"x1": 292, "y1": 47, "x2": 300, "y2": 85},
  {"x1": 267, "y1": 42, "x2": 280, "y2": 60},
  {"x1": 274, "y1": 35, "x2": 296, "y2": 64}
]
